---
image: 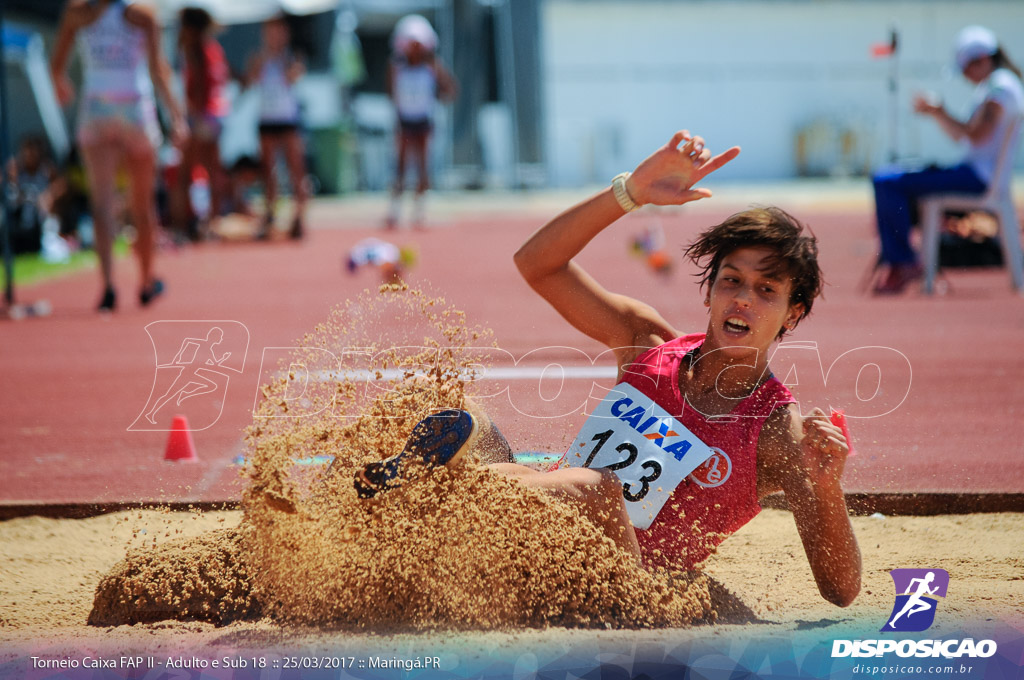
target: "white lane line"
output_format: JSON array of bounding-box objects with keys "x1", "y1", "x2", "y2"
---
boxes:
[{"x1": 296, "y1": 365, "x2": 619, "y2": 382}]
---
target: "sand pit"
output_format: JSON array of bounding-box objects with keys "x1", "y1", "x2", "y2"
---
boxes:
[{"x1": 1, "y1": 509, "x2": 1021, "y2": 661}]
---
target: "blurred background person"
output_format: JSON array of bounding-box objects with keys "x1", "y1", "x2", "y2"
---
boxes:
[
  {"x1": 245, "y1": 13, "x2": 308, "y2": 240},
  {"x1": 50, "y1": 0, "x2": 186, "y2": 311},
  {"x1": 385, "y1": 14, "x2": 457, "y2": 230},
  {"x1": 172, "y1": 6, "x2": 229, "y2": 242},
  {"x1": 871, "y1": 25, "x2": 1023, "y2": 295},
  {"x1": 4, "y1": 134, "x2": 56, "y2": 256}
]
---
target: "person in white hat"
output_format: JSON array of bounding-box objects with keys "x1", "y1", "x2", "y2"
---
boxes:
[
  {"x1": 871, "y1": 25, "x2": 1023, "y2": 294},
  {"x1": 245, "y1": 13, "x2": 310, "y2": 240},
  {"x1": 385, "y1": 14, "x2": 457, "y2": 229}
]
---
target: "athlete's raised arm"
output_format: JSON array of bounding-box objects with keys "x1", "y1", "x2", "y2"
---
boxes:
[{"x1": 514, "y1": 131, "x2": 740, "y2": 357}]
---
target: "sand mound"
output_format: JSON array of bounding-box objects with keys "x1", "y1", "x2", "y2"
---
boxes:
[
  {"x1": 88, "y1": 527, "x2": 260, "y2": 626},
  {"x1": 90, "y1": 285, "x2": 714, "y2": 631}
]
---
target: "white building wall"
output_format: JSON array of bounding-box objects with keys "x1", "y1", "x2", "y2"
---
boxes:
[{"x1": 542, "y1": 0, "x2": 1024, "y2": 184}]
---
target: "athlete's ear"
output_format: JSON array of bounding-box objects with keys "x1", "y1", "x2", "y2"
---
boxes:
[
  {"x1": 703, "y1": 296, "x2": 710, "y2": 307},
  {"x1": 785, "y1": 302, "x2": 805, "y2": 329}
]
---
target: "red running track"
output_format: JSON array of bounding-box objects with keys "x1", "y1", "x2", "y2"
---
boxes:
[{"x1": 1, "y1": 199, "x2": 1022, "y2": 505}]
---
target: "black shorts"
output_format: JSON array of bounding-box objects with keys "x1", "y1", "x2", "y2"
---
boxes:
[
  {"x1": 398, "y1": 118, "x2": 433, "y2": 137},
  {"x1": 258, "y1": 122, "x2": 300, "y2": 137}
]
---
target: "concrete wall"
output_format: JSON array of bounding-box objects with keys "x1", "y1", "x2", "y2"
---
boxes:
[{"x1": 542, "y1": 0, "x2": 1024, "y2": 184}]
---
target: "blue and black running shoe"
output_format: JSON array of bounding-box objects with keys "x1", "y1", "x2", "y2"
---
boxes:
[{"x1": 354, "y1": 409, "x2": 478, "y2": 499}]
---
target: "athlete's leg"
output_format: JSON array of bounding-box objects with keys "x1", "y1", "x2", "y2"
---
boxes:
[
  {"x1": 394, "y1": 131, "x2": 410, "y2": 194},
  {"x1": 193, "y1": 117, "x2": 226, "y2": 222},
  {"x1": 387, "y1": 131, "x2": 411, "y2": 228},
  {"x1": 461, "y1": 397, "x2": 514, "y2": 464},
  {"x1": 409, "y1": 131, "x2": 430, "y2": 227},
  {"x1": 123, "y1": 127, "x2": 160, "y2": 299},
  {"x1": 412, "y1": 131, "x2": 429, "y2": 194},
  {"x1": 258, "y1": 132, "x2": 280, "y2": 235},
  {"x1": 171, "y1": 134, "x2": 198, "y2": 238},
  {"x1": 79, "y1": 125, "x2": 123, "y2": 308},
  {"x1": 489, "y1": 463, "x2": 640, "y2": 558},
  {"x1": 281, "y1": 130, "x2": 308, "y2": 237}
]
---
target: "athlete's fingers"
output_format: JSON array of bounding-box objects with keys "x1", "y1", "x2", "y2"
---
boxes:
[
  {"x1": 695, "y1": 146, "x2": 741, "y2": 179},
  {"x1": 802, "y1": 407, "x2": 831, "y2": 428},
  {"x1": 669, "y1": 130, "x2": 692, "y2": 149},
  {"x1": 802, "y1": 409, "x2": 827, "y2": 430},
  {"x1": 678, "y1": 188, "x2": 713, "y2": 203}
]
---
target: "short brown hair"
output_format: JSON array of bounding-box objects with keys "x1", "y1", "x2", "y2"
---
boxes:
[
  {"x1": 179, "y1": 7, "x2": 213, "y2": 32},
  {"x1": 684, "y1": 207, "x2": 823, "y2": 338}
]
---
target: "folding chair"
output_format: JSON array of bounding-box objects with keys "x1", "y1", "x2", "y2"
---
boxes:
[{"x1": 919, "y1": 116, "x2": 1024, "y2": 294}]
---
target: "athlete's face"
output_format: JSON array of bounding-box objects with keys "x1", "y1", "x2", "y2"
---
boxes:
[
  {"x1": 961, "y1": 55, "x2": 994, "y2": 85},
  {"x1": 704, "y1": 247, "x2": 804, "y2": 358}
]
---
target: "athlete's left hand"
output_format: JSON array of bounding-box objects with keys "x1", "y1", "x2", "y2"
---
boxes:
[
  {"x1": 800, "y1": 407, "x2": 850, "y2": 491},
  {"x1": 625, "y1": 130, "x2": 741, "y2": 207}
]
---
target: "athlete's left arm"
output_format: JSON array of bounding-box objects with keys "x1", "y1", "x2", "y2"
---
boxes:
[
  {"x1": 128, "y1": 5, "x2": 186, "y2": 145},
  {"x1": 286, "y1": 54, "x2": 306, "y2": 84},
  {"x1": 433, "y1": 58, "x2": 458, "y2": 103},
  {"x1": 761, "y1": 405, "x2": 862, "y2": 607},
  {"x1": 914, "y1": 95, "x2": 1003, "y2": 146}
]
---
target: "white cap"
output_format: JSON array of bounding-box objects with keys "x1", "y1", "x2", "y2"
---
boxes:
[
  {"x1": 392, "y1": 14, "x2": 438, "y2": 53},
  {"x1": 955, "y1": 25, "x2": 998, "y2": 71}
]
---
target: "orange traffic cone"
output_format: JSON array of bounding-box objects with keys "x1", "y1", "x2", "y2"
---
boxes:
[{"x1": 164, "y1": 415, "x2": 198, "y2": 462}]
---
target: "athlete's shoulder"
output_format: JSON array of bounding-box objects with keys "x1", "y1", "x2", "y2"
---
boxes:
[
  {"x1": 123, "y1": 2, "x2": 159, "y2": 30},
  {"x1": 62, "y1": 0, "x2": 98, "y2": 25}
]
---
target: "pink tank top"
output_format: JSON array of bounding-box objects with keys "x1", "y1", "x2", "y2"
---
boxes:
[{"x1": 621, "y1": 333, "x2": 795, "y2": 570}]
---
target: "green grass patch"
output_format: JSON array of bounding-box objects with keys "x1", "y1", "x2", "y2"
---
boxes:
[{"x1": 4, "y1": 238, "x2": 129, "y2": 287}]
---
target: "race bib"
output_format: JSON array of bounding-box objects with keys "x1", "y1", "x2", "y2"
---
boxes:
[{"x1": 564, "y1": 383, "x2": 716, "y2": 529}]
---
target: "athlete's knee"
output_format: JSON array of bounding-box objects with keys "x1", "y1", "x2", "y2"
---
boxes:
[{"x1": 593, "y1": 468, "x2": 622, "y2": 495}]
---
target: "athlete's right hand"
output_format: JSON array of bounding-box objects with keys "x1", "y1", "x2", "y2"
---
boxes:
[
  {"x1": 625, "y1": 130, "x2": 740, "y2": 207},
  {"x1": 54, "y1": 75, "x2": 75, "y2": 107},
  {"x1": 170, "y1": 113, "x2": 189, "y2": 148}
]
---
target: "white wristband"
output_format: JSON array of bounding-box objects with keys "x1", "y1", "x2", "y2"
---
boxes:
[{"x1": 611, "y1": 172, "x2": 641, "y2": 213}]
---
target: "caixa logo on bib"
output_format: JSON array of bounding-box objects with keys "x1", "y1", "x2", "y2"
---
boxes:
[{"x1": 831, "y1": 568, "x2": 997, "y2": 660}]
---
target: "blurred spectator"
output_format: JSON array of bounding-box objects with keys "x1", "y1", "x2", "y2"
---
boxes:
[
  {"x1": 224, "y1": 155, "x2": 262, "y2": 217},
  {"x1": 245, "y1": 13, "x2": 308, "y2": 240},
  {"x1": 871, "y1": 26, "x2": 1023, "y2": 295},
  {"x1": 171, "y1": 6, "x2": 230, "y2": 242},
  {"x1": 50, "y1": 0, "x2": 186, "y2": 311},
  {"x1": 385, "y1": 14, "x2": 457, "y2": 230},
  {"x1": 4, "y1": 135, "x2": 56, "y2": 255},
  {"x1": 47, "y1": 147, "x2": 91, "y2": 248}
]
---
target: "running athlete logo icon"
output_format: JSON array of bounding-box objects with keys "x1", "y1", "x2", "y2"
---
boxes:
[
  {"x1": 129, "y1": 321, "x2": 250, "y2": 431},
  {"x1": 881, "y1": 568, "x2": 949, "y2": 632}
]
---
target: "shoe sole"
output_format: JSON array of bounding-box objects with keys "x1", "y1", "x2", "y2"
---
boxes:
[{"x1": 354, "y1": 409, "x2": 479, "y2": 499}]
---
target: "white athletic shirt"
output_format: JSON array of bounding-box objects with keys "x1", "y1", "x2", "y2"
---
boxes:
[
  {"x1": 963, "y1": 68, "x2": 1024, "y2": 187},
  {"x1": 78, "y1": 0, "x2": 152, "y2": 101},
  {"x1": 258, "y1": 55, "x2": 301, "y2": 124},
  {"x1": 392, "y1": 59, "x2": 436, "y2": 123}
]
